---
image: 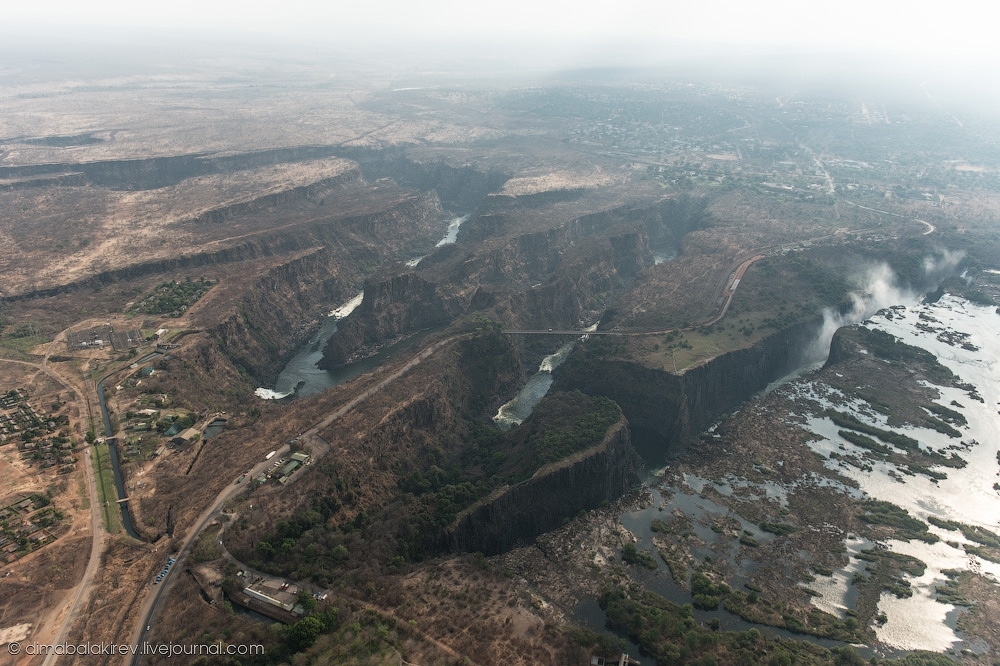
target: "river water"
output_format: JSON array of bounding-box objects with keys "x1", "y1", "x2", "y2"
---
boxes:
[
  {"x1": 492, "y1": 325, "x2": 598, "y2": 430},
  {"x1": 435, "y1": 214, "x2": 470, "y2": 247},
  {"x1": 790, "y1": 294, "x2": 1000, "y2": 653},
  {"x1": 254, "y1": 291, "x2": 363, "y2": 399},
  {"x1": 255, "y1": 214, "x2": 471, "y2": 400},
  {"x1": 492, "y1": 340, "x2": 577, "y2": 430}
]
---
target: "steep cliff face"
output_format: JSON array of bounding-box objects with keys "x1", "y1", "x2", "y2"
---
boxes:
[
  {"x1": 210, "y1": 249, "x2": 351, "y2": 383},
  {"x1": 449, "y1": 418, "x2": 640, "y2": 555},
  {"x1": 319, "y1": 202, "x2": 663, "y2": 369},
  {"x1": 340, "y1": 150, "x2": 510, "y2": 211},
  {"x1": 206, "y1": 193, "x2": 444, "y2": 383},
  {"x1": 0, "y1": 145, "x2": 344, "y2": 190},
  {"x1": 319, "y1": 273, "x2": 455, "y2": 368},
  {"x1": 187, "y1": 168, "x2": 362, "y2": 225},
  {"x1": 554, "y1": 318, "x2": 821, "y2": 453},
  {"x1": 824, "y1": 326, "x2": 863, "y2": 368}
]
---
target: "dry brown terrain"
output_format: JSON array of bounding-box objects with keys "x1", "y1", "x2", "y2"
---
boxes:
[{"x1": 4, "y1": 44, "x2": 1000, "y2": 666}]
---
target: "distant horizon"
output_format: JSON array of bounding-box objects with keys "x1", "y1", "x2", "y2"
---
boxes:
[
  {"x1": 3, "y1": 24, "x2": 996, "y2": 119},
  {"x1": 4, "y1": 0, "x2": 998, "y2": 70}
]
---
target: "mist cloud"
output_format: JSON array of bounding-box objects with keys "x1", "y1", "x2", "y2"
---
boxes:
[{"x1": 803, "y1": 251, "x2": 965, "y2": 364}]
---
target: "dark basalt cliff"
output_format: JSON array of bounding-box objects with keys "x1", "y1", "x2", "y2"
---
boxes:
[
  {"x1": 0, "y1": 145, "x2": 344, "y2": 190},
  {"x1": 339, "y1": 150, "x2": 510, "y2": 211},
  {"x1": 554, "y1": 318, "x2": 820, "y2": 454},
  {"x1": 824, "y1": 325, "x2": 864, "y2": 368},
  {"x1": 449, "y1": 417, "x2": 640, "y2": 555},
  {"x1": 207, "y1": 193, "x2": 444, "y2": 383},
  {"x1": 319, "y1": 198, "x2": 697, "y2": 369}
]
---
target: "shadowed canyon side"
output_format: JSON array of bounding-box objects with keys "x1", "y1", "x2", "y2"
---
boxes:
[
  {"x1": 450, "y1": 416, "x2": 640, "y2": 555},
  {"x1": 206, "y1": 191, "x2": 445, "y2": 384},
  {"x1": 553, "y1": 317, "x2": 822, "y2": 454},
  {"x1": 320, "y1": 197, "x2": 707, "y2": 369}
]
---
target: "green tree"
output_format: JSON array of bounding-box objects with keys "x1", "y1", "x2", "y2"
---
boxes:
[
  {"x1": 297, "y1": 590, "x2": 318, "y2": 614},
  {"x1": 287, "y1": 615, "x2": 323, "y2": 652}
]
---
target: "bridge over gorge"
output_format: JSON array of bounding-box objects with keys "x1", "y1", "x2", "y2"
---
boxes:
[{"x1": 501, "y1": 329, "x2": 619, "y2": 336}]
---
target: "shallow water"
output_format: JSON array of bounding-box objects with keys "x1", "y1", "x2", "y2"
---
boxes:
[{"x1": 793, "y1": 295, "x2": 1000, "y2": 651}]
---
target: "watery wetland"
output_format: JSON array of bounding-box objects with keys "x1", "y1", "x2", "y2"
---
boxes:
[{"x1": 622, "y1": 293, "x2": 1000, "y2": 657}]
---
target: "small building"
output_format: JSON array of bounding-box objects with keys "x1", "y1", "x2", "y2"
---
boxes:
[
  {"x1": 172, "y1": 428, "x2": 200, "y2": 446},
  {"x1": 279, "y1": 460, "x2": 301, "y2": 477},
  {"x1": 290, "y1": 452, "x2": 310, "y2": 464},
  {"x1": 243, "y1": 581, "x2": 298, "y2": 612}
]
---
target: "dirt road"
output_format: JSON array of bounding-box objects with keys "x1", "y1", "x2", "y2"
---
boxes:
[{"x1": 0, "y1": 357, "x2": 102, "y2": 666}]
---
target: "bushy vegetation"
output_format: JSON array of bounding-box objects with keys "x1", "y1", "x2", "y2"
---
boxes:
[
  {"x1": 935, "y1": 570, "x2": 972, "y2": 606},
  {"x1": 759, "y1": 521, "x2": 798, "y2": 536},
  {"x1": 502, "y1": 391, "x2": 621, "y2": 475},
  {"x1": 130, "y1": 276, "x2": 216, "y2": 316},
  {"x1": 855, "y1": 549, "x2": 925, "y2": 598},
  {"x1": 838, "y1": 429, "x2": 893, "y2": 455},
  {"x1": 851, "y1": 327, "x2": 955, "y2": 385},
  {"x1": 596, "y1": 587, "x2": 928, "y2": 665},
  {"x1": 825, "y1": 409, "x2": 919, "y2": 450},
  {"x1": 622, "y1": 542, "x2": 658, "y2": 569},
  {"x1": 690, "y1": 572, "x2": 729, "y2": 610},
  {"x1": 784, "y1": 255, "x2": 853, "y2": 307},
  {"x1": 241, "y1": 386, "x2": 622, "y2": 579},
  {"x1": 860, "y1": 500, "x2": 937, "y2": 543},
  {"x1": 927, "y1": 516, "x2": 1000, "y2": 548}
]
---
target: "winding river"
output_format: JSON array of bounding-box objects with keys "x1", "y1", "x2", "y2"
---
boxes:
[{"x1": 256, "y1": 213, "x2": 471, "y2": 400}]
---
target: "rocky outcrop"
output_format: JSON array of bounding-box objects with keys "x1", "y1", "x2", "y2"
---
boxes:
[
  {"x1": 186, "y1": 168, "x2": 362, "y2": 225},
  {"x1": 320, "y1": 201, "x2": 670, "y2": 369},
  {"x1": 339, "y1": 150, "x2": 510, "y2": 210},
  {"x1": 0, "y1": 145, "x2": 344, "y2": 190},
  {"x1": 449, "y1": 417, "x2": 640, "y2": 555},
  {"x1": 554, "y1": 318, "x2": 821, "y2": 454}
]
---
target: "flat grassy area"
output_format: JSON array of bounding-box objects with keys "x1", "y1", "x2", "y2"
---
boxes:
[
  {"x1": 91, "y1": 441, "x2": 121, "y2": 533},
  {"x1": 630, "y1": 309, "x2": 809, "y2": 372},
  {"x1": 0, "y1": 332, "x2": 48, "y2": 360},
  {"x1": 76, "y1": 470, "x2": 90, "y2": 510}
]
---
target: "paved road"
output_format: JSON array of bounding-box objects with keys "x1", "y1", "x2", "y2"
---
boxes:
[
  {"x1": 127, "y1": 335, "x2": 460, "y2": 666},
  {"x1": 841, "y1": 200, "x2": 935, "y2": 236}
]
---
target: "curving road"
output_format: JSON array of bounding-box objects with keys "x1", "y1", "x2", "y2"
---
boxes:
[
  {"x1": 0, "y1": 357, "x2": 103, "y2": 666},
  {"x1": 127, "y1": 335, "x2": 460, "y2": 666}
]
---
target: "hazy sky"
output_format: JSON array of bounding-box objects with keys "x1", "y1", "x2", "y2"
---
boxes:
[{"x1": 7, "y1": 0, "x2": 998, "y2": 67}]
